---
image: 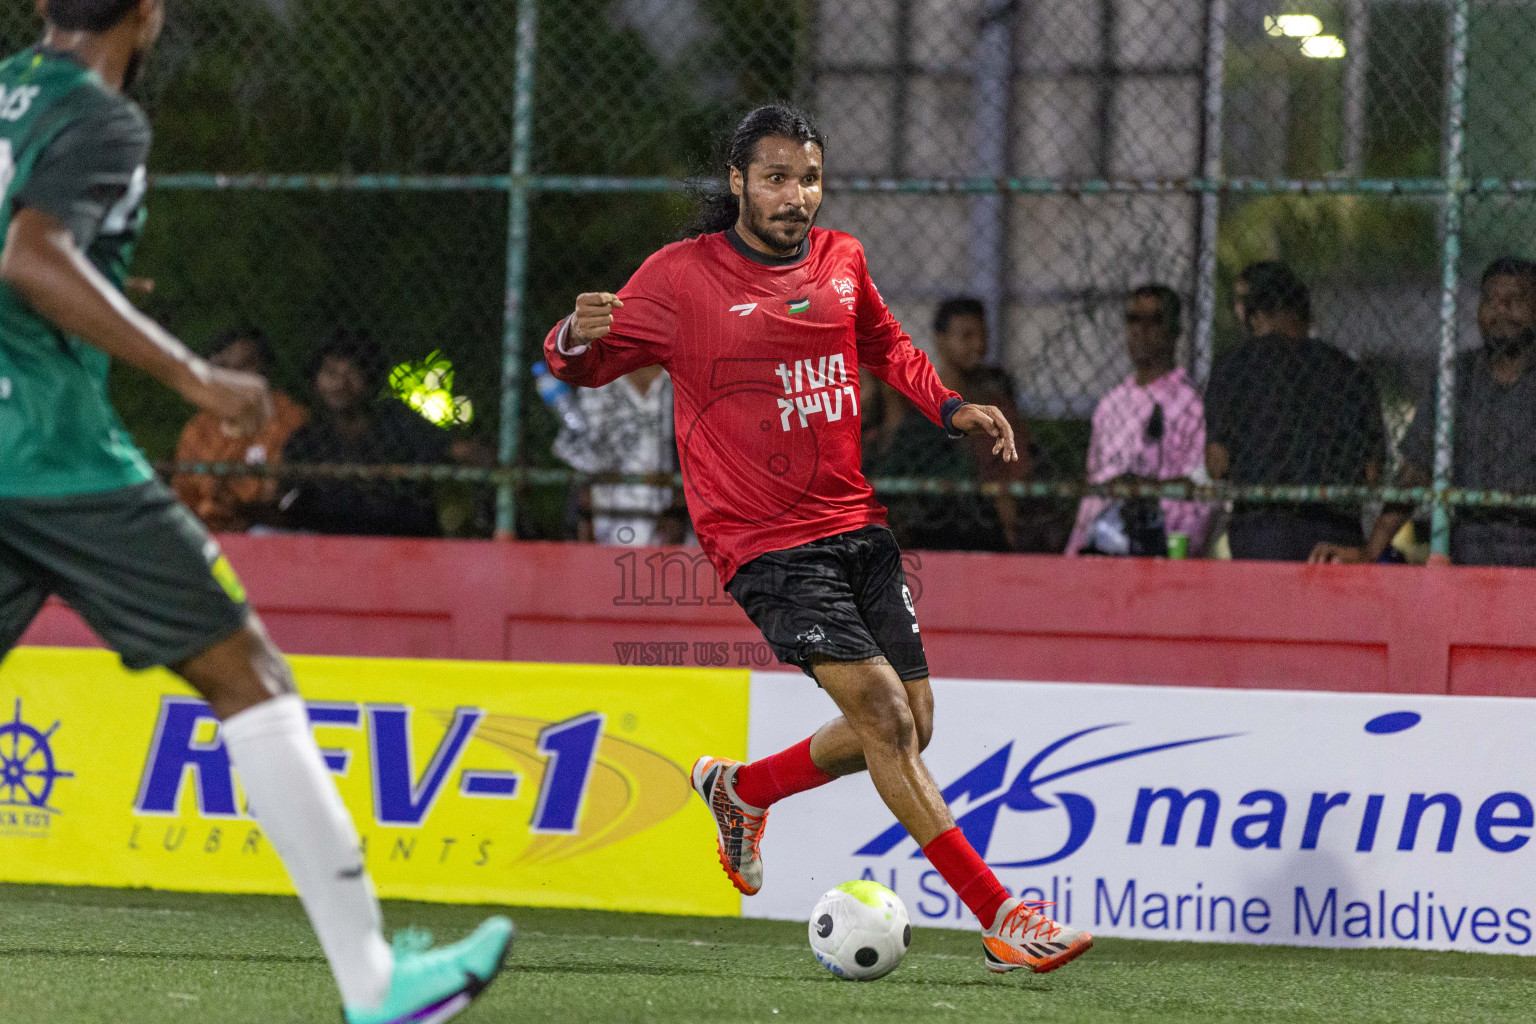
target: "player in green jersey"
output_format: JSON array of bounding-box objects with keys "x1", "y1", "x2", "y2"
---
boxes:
[{"x1": 0, "y1": 4, "x2": 513, "y2": 1022}]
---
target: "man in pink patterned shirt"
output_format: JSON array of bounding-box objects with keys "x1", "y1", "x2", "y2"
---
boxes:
[{"x1": 1066, "y1": 286, "x2": 1213, "y2": 556}]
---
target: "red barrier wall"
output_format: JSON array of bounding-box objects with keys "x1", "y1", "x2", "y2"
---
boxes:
[{"x1": 20, "y1": 535, "x2": 1536, "y2": 696}]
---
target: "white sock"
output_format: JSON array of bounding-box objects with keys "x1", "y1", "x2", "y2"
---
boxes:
[{"x1": 221, "y1": 694, "x2": 393, "y2": 1009}]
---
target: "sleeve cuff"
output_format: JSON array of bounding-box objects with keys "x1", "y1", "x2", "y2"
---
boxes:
[
  {"x1": 556, "y1": 315, "x2": 591, "y2": 357},
  {"x1": 940, "y1": 396, "x2": 966, "y2": 439}
]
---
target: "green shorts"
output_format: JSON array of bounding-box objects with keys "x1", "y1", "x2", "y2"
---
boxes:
[{"x1": 0, "y1": 480, "x2": 250, "y2": 671}]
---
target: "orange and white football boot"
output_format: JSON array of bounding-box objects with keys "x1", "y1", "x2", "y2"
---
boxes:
[
  {"x1": 691, "y1": 756, "x2": 768, "y2": 896},
  {"x1": 982, "y1": 897, "x2": 1093, "y2": 974}
]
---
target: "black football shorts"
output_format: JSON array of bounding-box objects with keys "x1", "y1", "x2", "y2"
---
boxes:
[
  {"x1": 725, "y1": 524, "x2": 929, "y2": 683},
  {"x1": 0, "y1": 480, "x2": 250, "y2": 671}
]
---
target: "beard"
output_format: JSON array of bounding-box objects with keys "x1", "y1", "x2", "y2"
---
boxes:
[
  {"x1": 124, "y1": 46, "x2": 148, "y2": 91},
  {"x1": 1485, "y1": 326, "x2": 1535, "y2": 360},
  {"x1": 741, "y1": 193, "x2": 814, "y2": 255}
]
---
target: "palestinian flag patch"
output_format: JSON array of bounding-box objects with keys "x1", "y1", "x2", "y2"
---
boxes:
[{"x1": 786, "y1": 296, "x2": 811, "y2": 315}]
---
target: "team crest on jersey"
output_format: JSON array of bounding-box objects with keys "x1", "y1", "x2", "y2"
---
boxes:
[{"x1": 831, "y1": 277, "x2": 857, "y2": 307}]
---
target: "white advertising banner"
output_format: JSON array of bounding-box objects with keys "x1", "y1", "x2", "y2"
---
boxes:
[{"x1": 745, "y1": 673, "x2": 1536, "y2": 954}]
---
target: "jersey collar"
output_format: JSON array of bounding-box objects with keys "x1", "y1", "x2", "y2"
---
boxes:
[
  {"x1": 32, "y1": 44, "x2": 89, "y2": 71},
  {"x1": 724, "y1": 227, "x2": 810, "y2": 267}
]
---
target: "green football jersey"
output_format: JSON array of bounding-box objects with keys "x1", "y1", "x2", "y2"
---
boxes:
[{"x1": 0, "y1": 46, "x2": 154, "y2": 497}]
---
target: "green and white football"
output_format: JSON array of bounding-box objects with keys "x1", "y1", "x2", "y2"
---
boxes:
[{"x1": 807, "y1": 880, "x2": 911, "y2": 981}]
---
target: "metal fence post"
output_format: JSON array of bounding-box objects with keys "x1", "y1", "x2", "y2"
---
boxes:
[
  {"x1": 496, "y1": 0, "x2": 540, "y2": 539},
  {"x1": 1342, "y1": 0, "x2": 1369, "y2": 177},
  {"x1": 1192, "y1": 0, "x2": 1228, "y2": 386},
  {"x1": 1431, "y1": 0, "x2": 1470, "y2": 557},
  {"x1": 970, "y1": 0, "x2": 1015, "y2": 361}
]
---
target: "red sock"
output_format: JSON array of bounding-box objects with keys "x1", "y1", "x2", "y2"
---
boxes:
[
  {"x1": 922, "y1": 827, "x2": 1010, "y2": 929},
  {"x1": 731, "y1": 736, "x2": 836, "y2": 809}
]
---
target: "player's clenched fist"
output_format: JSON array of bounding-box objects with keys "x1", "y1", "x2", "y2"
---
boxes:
[{"x1": 570, "y1": 292, "x2": 625, "y2": 344}]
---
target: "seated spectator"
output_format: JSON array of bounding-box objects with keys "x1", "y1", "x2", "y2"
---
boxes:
[
  {"x1": 1313, "y1": 257, "x2": 1536, "y2": 566},
  {"x1": 1066, "y1": 285, "x2": 1212, "y2": 556},
  {"x1": 553, "y1": 364, "x2": 689, "y2": 546},
  {"x1": 934, "y1": 297, "x2": 1033, "y2": 484},
  {"x1": 1205, "y1": 262, "x2": 1386, "y2": 560},
  {"x1": 863, "y1": 391, "x2": 981, "y2": 550},
  {"x1": 172, "y1": 326, "x2": 308, "y2": 532},
  {"x1": 281, "y1": 329, "x2": 454, "y2": 537},
  {"x1": 866, "y1": 299, "x2": 1023, "y2": 549},
  {"x1": 1232, "y1": 260, "x2": 1260, "y2": 332},
  {"x1": 859, "y1": 366, "x2": 905, "y2": 455},
  {"x1": 865, "y1": 298, "x2": 1030, "y2": 552}
]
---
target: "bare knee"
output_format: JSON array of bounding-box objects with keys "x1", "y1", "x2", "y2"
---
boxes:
[
  {"x1": 914, "y1": 703, "x2": 933, "y2": 752},
  {"x1": 849, "y1": 682, "x2": 918, "y2": 756},
  {"x1": 905, "y1": 677, "x2": 934, "y2": 752},
  {"x1": 174, "y1": 616, "x2": 295, "y2": 720}
]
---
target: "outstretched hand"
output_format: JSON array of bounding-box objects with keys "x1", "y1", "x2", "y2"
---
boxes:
[
  {"x1": 181, "y1": 361, "x2": 273, "y2": 439},
  {"x1": 571, "y1": 292, "x2": 624, "y2": 344},
  {"x1": 951, "y1": 403, "x2": 1018, "y2": 462}
]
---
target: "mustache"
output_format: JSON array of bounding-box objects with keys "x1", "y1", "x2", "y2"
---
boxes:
[
  {"x1": 770, "y1": 213, "x2": 809, "y2": 222},
  {"x1": 1486, "y1": 326, "x2": 1536, "y2": 353}
]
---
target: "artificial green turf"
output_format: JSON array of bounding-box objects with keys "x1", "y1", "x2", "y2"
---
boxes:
[{"x1": 1, "y1": 883, "x2": 1532, "y2": 1023}]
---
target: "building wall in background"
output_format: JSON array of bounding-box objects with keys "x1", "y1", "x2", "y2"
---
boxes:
[{"x1": 810, "y1": 0, "x2": 1204, "y2": 417}]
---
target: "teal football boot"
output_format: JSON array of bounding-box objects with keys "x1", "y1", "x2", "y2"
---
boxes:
[{"x1": 344, "y1": 916, "x2": 514, "y2": 1024}]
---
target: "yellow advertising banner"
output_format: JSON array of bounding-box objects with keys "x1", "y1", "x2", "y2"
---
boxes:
[{"x1": 0, "y1": 648, "x2": 746, "y2": 917}]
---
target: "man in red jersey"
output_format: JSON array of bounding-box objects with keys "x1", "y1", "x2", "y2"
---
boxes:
[{"x1": 543, "y1": 104, "x2": 1091, "y2": 975}]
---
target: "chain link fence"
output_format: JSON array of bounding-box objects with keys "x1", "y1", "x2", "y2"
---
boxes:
[{"x1": 31, "y1": 0, "x2": 1536, "y2": 562}]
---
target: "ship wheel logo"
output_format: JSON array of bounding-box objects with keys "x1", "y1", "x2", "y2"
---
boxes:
[{"x1": 0, "y1": 698, "x2": 73, "y2": 813}]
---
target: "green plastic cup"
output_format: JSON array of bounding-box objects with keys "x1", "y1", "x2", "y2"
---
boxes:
[{"x1": 1167, "y1": 531, "x2": 1189, "y2": 559}]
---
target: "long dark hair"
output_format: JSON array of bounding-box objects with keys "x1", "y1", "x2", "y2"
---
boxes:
[{"x1": 683, "y1": 104, "x2": 827, "y2": 239}]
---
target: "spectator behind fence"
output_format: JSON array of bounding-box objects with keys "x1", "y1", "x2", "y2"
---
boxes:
[
  {"x1": 1066, "y1": 285, "x2": 1212, "y2": 556},
  {"x1": 552, "y1": 364, "x2": 689, "y2": 546},
  {"x1": 172, "y1": 326, "x2": 308, "y2": 532},
  {"x1": 1232, "y1": 259, "x2": 1264, "y2": 334},
  {"x1": 1205, "y1": 262, "x2": 1386, "y2": 560},
  {"x1": 1313, "y1": 257, "x2": 1536, "y2": 567},
  {"x1": 863, "y1": 298, "x2": 1030, "y2": 551},
  {"x1": 281, "y1": 329, "x2": 451, "y2": 537}
]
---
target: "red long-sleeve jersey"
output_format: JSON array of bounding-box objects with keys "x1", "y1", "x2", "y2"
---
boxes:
[{"x1": 544, "y1": 227, "x2": 963, "y2": 583}]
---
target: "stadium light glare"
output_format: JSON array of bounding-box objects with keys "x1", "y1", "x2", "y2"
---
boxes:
[
  {"x1": 1265, "y1": 14, "x2": 1324, "y2": 37},
  {"x1": 416, "y1": 390, "x2": 455, "y2": 425},
  {"x1": 1300, "y1": 34, "x2": 1346, "y2": 58},
  {"x1": 388, "y1": 351, "x2": 474, "y2": 427}
]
